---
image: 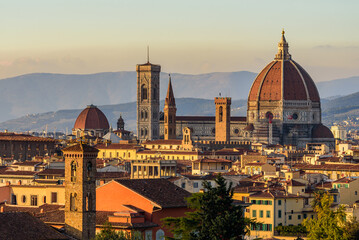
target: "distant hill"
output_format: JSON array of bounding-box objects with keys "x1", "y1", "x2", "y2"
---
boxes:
[
  {"x1": 0, "y1": 98, "x2": 247, "y2": 132},
  {"x1": 0, "y1": 71, "x2": 256, "y2": 123},
  {"x1": 322, "y1": 91, "x2": 359, "y2": 125},
  {"x1": 0, "y1": 70, "x2": 358, "y2": 126}
]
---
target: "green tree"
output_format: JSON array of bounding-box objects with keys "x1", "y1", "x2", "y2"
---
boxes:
[
  {"x1": 163, "y1": 174, "x2": 254, "y2": 240},
  {"x1": 94, "y1": 222, "x2": 142, "y2": 240},
  {"x1": 303, "y1": 191, "x2": 346, "y2": 240},
  {"x1": 342, "y1": 217, "x2": 359, "y2": 240}
]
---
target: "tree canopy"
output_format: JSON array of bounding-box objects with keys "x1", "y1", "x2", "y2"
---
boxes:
[
  {"x1": 303, "y1": 191, "x2": 346, "y2": 240},
  {"x1": 163, "y1": 174, "x2": 253, "y2": 240}
]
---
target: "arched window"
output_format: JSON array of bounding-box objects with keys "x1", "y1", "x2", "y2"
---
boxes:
[
  {"x1": 145, "y1": 129, "x2": 148, "y2": 136},
  {"x1": 70, "y1": 193, "x2": 77, "y2": 211},
  {"x1": 144, "y1": 111, "x2": 148, "y2": 119},
  {"x1": 219, "y1": 106, "x2": 223, "y2": 122},
  {"x1": 141, "y1": 84, "x2": 148, "y2": 100},
  {"x1": 85, "y1": 193, "x2": 92, "y2": 212},
  {"x1": 141, "y1": 129, "x2": 144, "y2": 136},
  {"x1": 156, "y1": 229, "x2": 165, "y2": 240},
  {"x1": 71, "y1": 161, "x2": 77, "y2": 182},
  {"x1": 141, "y1": 111, "x2": 144, "y2": 119},
  {"x1": 87, "y1": 161, "x2": 93, "y2": 180}
]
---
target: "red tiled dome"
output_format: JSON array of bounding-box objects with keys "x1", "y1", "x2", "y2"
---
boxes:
[
  {"x1": 74, "y1": 105, "x2": 109, "y2": 130},
  {"x1": 312, "y1": 124, "x2": 334, "y2": 139},
  {"x1": 248, "y1": 32, "x2": 320, "y2": 102}
]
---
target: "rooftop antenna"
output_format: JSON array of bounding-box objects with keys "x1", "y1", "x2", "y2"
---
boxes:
[{"x1": 147, "y1": 46, "x2": 150, "y2": 63}]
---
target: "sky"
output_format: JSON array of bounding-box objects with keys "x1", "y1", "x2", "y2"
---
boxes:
[{"x1": 0, "y1": 0, "x2": 359, "y2": 82}]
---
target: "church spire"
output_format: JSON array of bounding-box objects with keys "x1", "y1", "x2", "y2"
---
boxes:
[
  {"x1": 165, "y1": 74, "x2": 176, "y2": 107},
  {"x1": 275, "y1": 29, "x2": 291, "y2": 60}
]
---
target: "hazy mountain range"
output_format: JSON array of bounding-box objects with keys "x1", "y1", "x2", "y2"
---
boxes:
[{"x1": 0, "y1": 71, "x2": 359, "y2": 132}]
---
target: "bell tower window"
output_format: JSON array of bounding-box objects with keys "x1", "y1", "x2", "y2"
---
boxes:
[
  {"x1": 141, "y1": 85, "x2": 148, "y2": 100},
  {"x1": 219, "y1": 106, "x2": 223, "y2": 122},
  {"x1": 71, "y1": 161, "x2": 77, "y2": 182}
]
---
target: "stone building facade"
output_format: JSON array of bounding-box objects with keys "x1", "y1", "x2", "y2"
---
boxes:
[
  {"x1": 136, "y1": 61, "x2": 161, "y2": 142},
  {"x1": 140, "y1": 31, "x2": 334, "y2": 149},
  {"x1": 0, "y1": 132, "x2": 56, "y2": 161},
  {"x1": 63, "y1": 143, "x2": 98, "y2": 239}
]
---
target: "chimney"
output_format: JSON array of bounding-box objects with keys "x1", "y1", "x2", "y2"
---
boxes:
[{"x1": 0, "y1": 206, "x2": 3, "y2": 212}]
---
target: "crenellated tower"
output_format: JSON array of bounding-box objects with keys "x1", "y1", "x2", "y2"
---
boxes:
[
  {"x1": 215, "y1": 97, "x2": 231, "y2": 142},
  {"x1": 63, "y1": 143, "x2": 98, "y2": 240}
]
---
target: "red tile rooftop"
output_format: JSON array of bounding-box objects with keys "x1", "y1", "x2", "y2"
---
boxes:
[{"x1": 192, "y1": 158, "x2": 232, "y2": 163}]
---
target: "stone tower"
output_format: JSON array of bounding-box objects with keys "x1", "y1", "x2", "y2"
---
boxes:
[
  {"x1": 164, "y1": 75, "x2": 177, "y2": 140},
  {"x1": 63, "y1": 143, "x2": 98, "y2": 240},
  {"x1": 136, "y1": 59, "x2": 161, "y2": 142},
  {"x1": 215, "y1": 97, "x2": 231, "y2": 142},
  {"x1": 117, "y1": 115, "x2": 125, "y2": 131}
]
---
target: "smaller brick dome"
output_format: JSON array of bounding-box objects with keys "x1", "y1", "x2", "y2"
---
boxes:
[
  {"x1": 74, "y1": 105, "x2": 109, "y2": 130},
  {"x1": 312, "y1": 124, "x2": 334, "y2": 139}
]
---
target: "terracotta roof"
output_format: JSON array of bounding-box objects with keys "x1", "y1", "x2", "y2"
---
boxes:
[
  {"x1": 334, "y1": 177, "x2": 356, "y2": 183},
  {"x1": 12, "y1": 161, "x2": 43, "y2": 166},
  {"x1": 137, "y1": 150, "x2": 197, "y2": 155},
  {"x1": 250, "y1": 190, "x2": 303, "y2": 199},
  {"x1": 115, "y1": 179, "x2": 191, "y2": 208},
  {"x1": 143, "y1": 139, "x2": 182, "y2": 145},
  {"x1": 287, "y1": 179, "x2": 305, "y2": 186},
  {"x1": 95, "y1": 143, "x2": 141, "y2": 150},
  {"x1": 0, "y1": 132, "x2": 56, "y2": 142},
  {"x1": 36, "y1": 169, "x2": 65, "y2": 177},
  {"x1": 193, "y1": 158, "x2": 232, "y2": 163},
  {"x1": 96, "y1": 171, "x2": 129, "y2": 179},
  {"x1": 62, "y1": 143, "x2": 99, "y2": 153},
  {"x1": 312, "y1": 124, "x2": 334, "y2": 139},
  {"x1": 248, "y1": 43, "x2": 320, "y2": 102},
  {"x1": 175, "y1": 116, "x2": 246, "y2": 122},
  {"x1": 0, "y1": 170, "x2": 36, "y2": 176},
  {"x1": 297, "y1": 163, "x2": 359, "y2": 171},
  {"x1": 73, "y1": 104, "x2": 109, "y2": 130},
  {"x1": 0, "y1": 212, "x2": 67, "y2": 240}
]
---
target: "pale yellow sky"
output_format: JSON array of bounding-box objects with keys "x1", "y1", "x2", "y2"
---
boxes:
[{"x1": 0, "y1": 0, "x2": 359, "y2": 81}]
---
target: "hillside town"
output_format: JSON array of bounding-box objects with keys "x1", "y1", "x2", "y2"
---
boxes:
[{"x1": 0, "y1": 32, "x2": 358, "y2": 240}]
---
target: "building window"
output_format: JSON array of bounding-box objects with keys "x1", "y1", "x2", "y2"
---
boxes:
[
  {"x1": 70, "y1": 193, "x2": 77, "y2": 211},
  {"x1": 87, "y1": 161, "x2": 93, "y2": 180},
  {"x1": 333, "y1": 195, "x2": 338, "y2": 202},
  {"x1": 219, "y1": 106, "x2": 223, "y2": 122},
  {"x1": 71, "y1": 161, "x2": 77, "y2": 182},
  {"x1": 22, "y1": 195, "x2": 26, "y2": 203},
  {"x1": 278, "y1": 210, "x2": 282, "y2": 218},
  {"x1": 31, "y1": 195, "x2": 38, "y2": 206},
  {"x1": 288, "y1": 215, "x2": 292, "y2": 220},
  {"x1": 193, "y1": 182, "x2": 199, "y2": 188},
  {"x1": 252, "y1": 210, "x2": 257, "y2": 218},
  {"x1": 181, "y1": 183, "x2": 186, "y2": 188},
  {"x1": 11, "y1": 194, "x2": 17, "y2": 205},
  {"x1": 141, "y1": 85, "x2": 148, "y2": 100},
  {"x1": 278, "y1": 200, "x2": 282, "y2": 205},
  {"x1": 145, "y1": 230, "x2": 152, "y2": 240},
  {"x1": 259, "y1": 210, "x2": 263, "y2": 218},
  {"x1": 156, "y1": 229, "x2": 164, "y2": 240},
  {"x1": 266, "y1": 211, "x2": 270, "y2": 218},
  {"x1": 43, "y1": 196, "x2": 47, "y2": 204},
  {"x1": 298, "y1": 215, "x2": 301, "y2": 220},
  {"x1": 51, "y1": 192, "x2": 57, "y2": 203},
  {"x1": 356, "y1": 191, "x2": 358, "y2": 196}
]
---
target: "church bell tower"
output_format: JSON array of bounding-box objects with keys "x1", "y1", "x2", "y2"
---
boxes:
[
  {"x1": 63, "y1": 143, "x2": 98, "y2": 240},
  {"x1": 136, "y1": 52, "x2": 161, "y2": 141},
  {"x1": 164, "y1": 75, "x2": 177, "y2": 140}
]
